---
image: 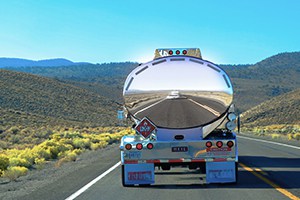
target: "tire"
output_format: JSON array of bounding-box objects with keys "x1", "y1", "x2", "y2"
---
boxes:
[
  {"x1": 234, "y1": 162, "x2": 239, "y2": 184},
  {"x1": 199, "y1": 163, "x2": 206, "y2": 174}
]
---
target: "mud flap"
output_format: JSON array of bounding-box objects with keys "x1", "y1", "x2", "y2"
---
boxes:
[
  {"x1": 206, "y1": 161, "x2": 236, "y2": 183},
  {"x1": 124, "y1": 163, "x2": 155, "y2": 185}
]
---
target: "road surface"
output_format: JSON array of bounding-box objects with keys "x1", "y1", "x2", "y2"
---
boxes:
[{"x1": 23, "y1": 134, "x2": 300, "y2": 200}]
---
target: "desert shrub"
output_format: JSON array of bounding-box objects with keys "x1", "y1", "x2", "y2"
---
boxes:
[
  {"x1": 59, "y1": 138, "x2": 74, "y2": 146},
  {"x1": 32, "y1": 146, "x2": 51, "y2": 160},
  {"x1": 9, "y1": 157, "x2": 31, "y2": 168},
  {"x1": 72, "y1": 148, "x2": 83, "y2": 155},
  {"x1": 0, "y1": 155, "x2": 9, "y2": 171},
  {"x1": 63, "y1": 132, "x2": 82, "y2": 139},
  {"x1": 287, "y1": 133, "x2": 294, "y2": 140},
  {"x1": 99, "y1": 136, "x2": 111, "y2": 143},
  {"x1": 10, "y1": 135, "x2": 21, "y2": 144},
  {"x1": 48, "y1": 146, "x2": 61, "y2": 159},
  {"x1": 55, "y1": 150, "x2": 77, "y2": 168},
  {"x1": 42, "y1": 141, "x2": 72, "y2": 159},
  {"x1": 65, "y1": 151, "x2": 77, "y2": 161},
  {"x1": 18, "y1": 148, "x2": 36, "y2": 165},
  {"x1": 91, "y1": 141, "x2": 108, "y2": 150},
  {"x1": 72, "y1": 138, "x2": 91, "y2": 149},
  {"x1": 3, "y1": 166, "x2": 28, "y2": 181},
  {"x1": 0, "y1": 140, "x2": 9, "y2": 149},
  {"x1": 271, "y1": 133, "x2": 281, "y2": 140},
  {"x1": 294, "y1": 133, "x2": 300, "y2": 140},
  {"x1": 34, "y1": 130, "x2": 53, "y2": 139},
  {"x1": 34, "y1": 157, "x2": 46, "y2": 170},
  {"x1": 20, "y1": 128, "x2": 31, "y2": 135},
  {"x1": 7, "y1": 126, "x2": 20, "y2": 135}
]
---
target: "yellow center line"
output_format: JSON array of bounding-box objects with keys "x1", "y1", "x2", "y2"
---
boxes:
[
  {"x1": 239, "y1": 163, "x2": 300, "y2": 200},
  {"x1": 253, "y1": 167, "x2": 268, "y2": 176}
]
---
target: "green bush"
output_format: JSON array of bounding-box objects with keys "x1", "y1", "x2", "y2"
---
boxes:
[
  {"x1": 9, "y1": 157, "x2": 31, "y2": 168},
  {"x1": 55, "y1": 150, "x2": 77, "y2": 168},
  {"x1": 34, "y1": 157, "x2": 46, "y2": 170},
  {"x1": 91, "y1": 141, "x2": 108, "y2": 150},
  {"x1": 3, "y1": 166, "x2": 28, "y2": 181},
  {"x1": 34, "y1": 157, "x2": 46, "y2": 165},
  {"x1": 287, "y1": 133, "x2": 294, "y2": 140},
  {"x1": 19, "y1": 148, "x2": 36, "y2": 165},
  {"x1": 32, "y1": 146, "x2": 51, "y2": 160},
  {"x1": 0, "y1": 155, "x2": 9, "y2": 171},
  {"x1": 0, "y1": 140, "x2": 9, "y2": 149},
  {"x1": 271, "y1": 133, "x2": 281, "y2": 140},
  {"x1": 72, "y1": 138, "x2": 91, "y2": 149},
  {"x1": 294, "y1": 133, "x2": 300, "y2": 140},
  {"x1": 7, "y1": 126, "x2": 20, "y2": 135}
]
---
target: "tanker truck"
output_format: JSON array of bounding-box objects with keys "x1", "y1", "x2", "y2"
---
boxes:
[{"x1": 120, "y1": 48, "x2": 239, "y2": 186}]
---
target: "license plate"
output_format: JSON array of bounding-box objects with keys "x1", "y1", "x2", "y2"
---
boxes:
[
  {"x1": 128, "y1": 151, "x2": 142, "y2": 159},
  {"x1": 172, "y1": 146, "x2": 188, "y2": 152},
  {"x1": 128, "y1": 171, "x2": 152, "y2": 181}
]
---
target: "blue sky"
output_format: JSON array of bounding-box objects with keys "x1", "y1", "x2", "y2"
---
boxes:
[{"x1": 0, "y1": 0, "x2": 299, "y2": 64}]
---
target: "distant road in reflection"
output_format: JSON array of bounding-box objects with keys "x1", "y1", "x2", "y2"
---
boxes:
[{"x1": 133, "y1": 97, "x2": 226, "y2": 128}]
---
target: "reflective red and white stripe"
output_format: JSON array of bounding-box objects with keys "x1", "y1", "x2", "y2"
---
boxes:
[{"x1": 124, "y1": 158, "x2": 235, "y2": 164}]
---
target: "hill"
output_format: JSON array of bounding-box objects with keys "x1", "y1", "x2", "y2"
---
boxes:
[
  {"x1": 4, "y1": 62, "x2": 138, "y2": 102},
  {"x1": 0, "y1": 70, "x2": 119, "y2": 128},
  {"x1": 222, "y1": 52, "x2": 300, "y2": 112},
  {"x1": 0, "y1": 58, "x2": 90, "y2": 68},
  {"x1": 241, "y1": 88, "x2": 300, "y2": 127}
]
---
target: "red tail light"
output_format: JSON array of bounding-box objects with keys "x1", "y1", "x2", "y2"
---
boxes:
[
  {"x1": 125, "y1": 144, "x2": 132, "y2": 150},
  {"x1": 227, "y1": 141, "x2": 234, "y2": 148},
  {"x1": 136, "y1": 143, "x2": 143, "y2": 150},
  {"x1": 176, "y1": 50, "x2": 180, "y2": 55},
  {"x1": 147, "y1": 143, "x2": 153, "y2": 149},
  {"x1": 169, "y1": 50, "x2": 173, "y2": 55},
  {"x1": 182, "y1": 50, "x2": 187, "y2": 55},
  {"x1": 206, "y1": 141, "x2": 212, "y2": 148},
  {"x1": 216, "y1": 141, "x2": 223, "y2": 148}
]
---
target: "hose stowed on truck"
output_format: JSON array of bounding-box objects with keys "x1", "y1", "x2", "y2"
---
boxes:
[{"x1": 120, "y1": 48, "x2": 239, "y2": 186}]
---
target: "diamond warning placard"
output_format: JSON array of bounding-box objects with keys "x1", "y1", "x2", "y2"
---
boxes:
[{"x1": 135, "y1": 117, "x2": 156, "y2": 139}]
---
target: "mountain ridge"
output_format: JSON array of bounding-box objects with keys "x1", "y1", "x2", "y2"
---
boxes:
[{"x1": 0, "y1": 57, "x2": 91, "y2": 67}]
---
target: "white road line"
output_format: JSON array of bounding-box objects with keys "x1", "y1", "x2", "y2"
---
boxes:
[
  {"x1": 188, "y1": 99, "x2": 220, "y2": 116},
  {"x1": 238, "y1": 135, "x2": 300, "y2": 150},
  {"x1": 65, "y1": 161, "x2": 121, "y2": 200},
  {"x1": 134, "y1": 99, "x2": 165, "y2": 116}
]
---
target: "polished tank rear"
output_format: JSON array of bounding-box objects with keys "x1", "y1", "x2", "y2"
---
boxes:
[{"x1": 123, "y1": 54, "x2": 233, "y2": 133}]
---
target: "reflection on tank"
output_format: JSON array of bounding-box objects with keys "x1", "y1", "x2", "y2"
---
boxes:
[
  {"x1": 124, "y1": 90, "x2": 232, "y2": 129},
  {"x1": 123, "y1": 56, "x2": 233, "y2": 129}
]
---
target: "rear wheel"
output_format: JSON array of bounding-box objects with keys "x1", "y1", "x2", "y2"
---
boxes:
[
  {"x1": 199, "y1": 163, "x2": 206, "y2": 174},
  {"x1": 234, "y1": 162, "x2": 239, "y2": 184},
  {"x1": 161, "y1": 164, "x2": 171, "y2": 171}
]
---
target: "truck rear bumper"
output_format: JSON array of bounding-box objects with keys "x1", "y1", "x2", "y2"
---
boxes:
[{"x1": 123, "y1": 157, "x2": 237, "y2": 164}]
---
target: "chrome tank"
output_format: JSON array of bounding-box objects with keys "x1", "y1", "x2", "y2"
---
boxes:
[{"x1": 123, "y1": 56, "x2": 233, "y2": 136}]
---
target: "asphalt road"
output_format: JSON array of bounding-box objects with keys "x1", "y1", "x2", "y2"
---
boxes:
[{"x1": 60, "y1": 135, "x2": 300, "y2": 200}]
